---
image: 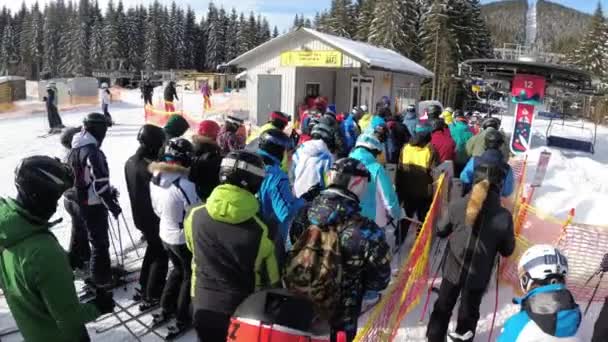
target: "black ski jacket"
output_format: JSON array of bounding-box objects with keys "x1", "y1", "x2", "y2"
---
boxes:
[
  {"x1": 190, "y1": 136, "x2": 222, "y2": 201},
  {"x1": 164, "y1": 84, "x2": 178, "y2": 102},
  {"x1": 124, "y1": 147, "x2": 160, "y2": 233}
]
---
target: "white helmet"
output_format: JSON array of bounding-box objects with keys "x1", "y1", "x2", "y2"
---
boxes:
[
  {"x1": 101, "y1": 82, "x2": 109, "y2": 89},
  {"x1": 445, "y1": 107, "x2": 454, "y2": 113},
  {"x1": 355, "y1": 133, "x2": 384, "y2": 153},
  {"x1": 518, "y1": 244, "x2": 568, "y2": 293},
  {"x1": 360, "y1": 104, "x2": 368, "y2": 112}
]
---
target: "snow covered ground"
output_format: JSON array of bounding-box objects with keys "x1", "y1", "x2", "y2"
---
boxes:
[{"x1": 0, "y1": 92, "x2": 605, "y2": 341}]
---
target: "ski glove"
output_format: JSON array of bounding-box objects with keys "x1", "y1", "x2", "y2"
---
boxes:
[
  {"x1": 107, "y1": 199, "x2": 122, "y2": 219},
  {"x1": 601, "y1": 253, "x2": 608, "y2": 273},
  {"x1": 91, "y1": 289, "x2": 115, "y2": 314}
]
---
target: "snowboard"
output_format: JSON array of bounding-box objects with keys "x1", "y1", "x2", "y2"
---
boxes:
[{"x1": 509, "y1": 103, "x2": 535, "y2": 155}]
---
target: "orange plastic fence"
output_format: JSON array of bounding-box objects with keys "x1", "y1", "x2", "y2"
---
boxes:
[
  {"x1": 354, "y1": 173, "x2": 448, "y2": 342},
  {"x1": 144, "y1": 105, "x2": 198, "y2": 129}
]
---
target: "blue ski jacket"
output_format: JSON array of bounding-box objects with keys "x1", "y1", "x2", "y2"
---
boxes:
[
  {"x1": 349, "y1": 147, "x2": 402, "y2": 227},
  {"x1": 460, "y1": 149, "x2": 514, "y2": 197},
  {"x1": 340, "y1": 114, "x2": 360, "y2": 153},
  {"x1": 366, "y1": 115, "x2": 386, "y2": 133},
  {"x1": 498, "y1": 284, "x2": 581, "y2": 342}
]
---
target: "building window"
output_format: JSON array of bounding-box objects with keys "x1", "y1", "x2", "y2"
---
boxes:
[{"x1": 306, "y1": 83, "x2": 320, "y2": 98}]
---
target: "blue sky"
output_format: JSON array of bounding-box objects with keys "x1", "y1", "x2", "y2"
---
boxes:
[{"x1": 3, "y1": 0, "x2": 605, "y2": 32}]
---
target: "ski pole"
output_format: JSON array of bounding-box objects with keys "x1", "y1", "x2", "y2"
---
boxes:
[
  {"x1": 120, "y1": 213, "x2": 141, "y2": 258},
  {"x1": 115, "y1": 217, "x2": 124, "y2": 267},
  {"x1": 107, "y1": 218, "x2": 121, "y2": 267},
  {"x1": 108, "y1": 218, "x2": 124, "y2": 267},
  {"x1": 585, "y1": 272, "x2": 605, "y2": 316},
  {"x1": 419, "y1": 239, "x2": 446, "y2": 322},
  {"x1": 488, "y1": 257, "x2": 501, "y2": 342}
]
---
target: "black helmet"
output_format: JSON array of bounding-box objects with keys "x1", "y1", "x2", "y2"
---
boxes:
[
  {"x1": 427, "y1": 105, "x2": 442, "y2": 119},
  {"x1": 310, "y1": 122, "x2": 335, "y2": 148},
  {"x1": 474, "y1": 150, "x2": 507, "y2": 189},
  {"x1": 482, "y1": 117, "x2": 501, "y2": 130},
  {"x1": 163, "y1": 138, "x2": 193, "y2": 166},
  {"x1": 83, "y1": 112, "x2": 110, "y2": 143},
  {"x1": 259, "y1": 129, "x2": 291, "y2": 161},
  {"x1": 138, "y1": 124, "x2": 166, "y2": 153},
  {"x1": 430, "y1": 118, "x2": 446, "y2": 132},
  {"x1": 60, "y1": 126, "x2": 82, "y2": 150},
  {"x1": 484, "y1": 129, "x2": 505, "y2": 150},
  {"x1": 327, "y1": 158, "x2": 371, "y2": 201},
  {"x1": 269, "y1": 111, "x2": 290, "y2": 130},
  {"x1": 320, "y1": 113, "x2": 338, "y2": 128},
  {"x1": 219, "y1": 150, "x2": 266, "y2": 194},
  {"x1": 15, "y1": 156, "x2": 74, "y2": 213}
]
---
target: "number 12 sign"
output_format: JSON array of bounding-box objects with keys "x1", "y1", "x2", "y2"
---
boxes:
[{"x1": 511, "y1": 74, "x2": 546, "y2": 106}]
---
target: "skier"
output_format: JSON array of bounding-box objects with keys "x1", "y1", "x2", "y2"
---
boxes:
[
  {"x1": 366, "y1": 106, "x2": 388, "y2": 133},
  {"x1": 190, "y1": 120, "x2": 222, "y2": 201},
  {"x1": 592, "y1": 253, "x2": 608, "y2": 342},
  {"x1": 184, "y1": 150, "x2": 279, "y2": 342},
  {"x1": 100, "y1": 82, "x2": 112, "y2": 125},
  {"x1": 321, "y1": 111, "x2": 347, "y2": 158},
  {"x1": 141, "y1": 78, "x2": 154, "y2": 106},
  {"x1": 385, "y1": 111, "x2": 411, "y2": 164},
  {"x1": 124, "y1": 124, "x2": 169, "y2": 310},
  {"x1": 396, "y1": 123, "x2": 438, "y2": 239},
  {"x1": 460, "y1": 129, "x2": 514, "y2": 197},
  {"x1": 0, "y1": 156, "x2": 115, "y2": 342},
  {"x1": 163, "y1": 114, "x2": 190, "y2": 139},
  {"x1": 292, "y1": 122, "x2": 336, "y2": 199},
  {"x1": 164, "y1": 81, "x2": 179, "y2": 113},
  {"x1": 498, "y1": 245, "x2": 581, "y2": 342},
  {"x1": 149, "y1": 137, "x2": 200, "y2": 335},
  {"x1": 430, "y1": 118, "x2": 456, "y2": 164},
  {"x1": 341, "y1": 107, "x2": 363, "y2": 153},
  {"x1": 349, "y1": 133, "x2": 402, "y2": 228},
  {"x1": 285, "y1": 158, "x2": 391, "y2": 341},
  {"x1": 403, "y1": 104, "x2": 418, "y2": 137},
  {"x1": 68, "y1": 113, "x2": 122, "y2": 287},
  {"x1": 299, "y1": 97, "x2": 326, "y2": 144},
  {"x1": 256, "y1": 129, "x2": 306, "y2": 264},
  {"x1": 43, "y1": 82, "x2": 64, "y2": 133},
  {"x1": 441, "y1": 107, "x2": 455, "y2": 125},
  {"x1": 466, "y1": 117, "x2": 510, "y2": 162},
  {"x1": 200, "y1": 80, "x2": 212, "y2": 111},
  {"x1": 449, "y1": 111, "x2": 474, "y2": 175},
  {"x1": 217, "y1": 115, "x2": 246, "y2": 156},
  {"x1": 426, "y1": 154, "x2": 515, "y2": 342}
]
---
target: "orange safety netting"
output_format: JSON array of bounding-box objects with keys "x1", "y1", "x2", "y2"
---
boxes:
[
  {"x1": 144, "y1": 105, "x2": 200, "y2": 129},
  {"x1": 354, "y1": 173, "x2": 448, "y2": 342}
]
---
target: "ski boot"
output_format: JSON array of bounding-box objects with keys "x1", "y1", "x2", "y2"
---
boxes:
[
  {"x1": 447, "y1": 331, "x2": 474, "y2": 342},
  {"x1": 150, "y1": 310, "x2": 173, "y2": 329},
  {"x1": 165, "y1": 320, "x2": 191, "y2": 340},
  {"x1": 139, "y1": 298, "x2": 160, "y2": 312}
]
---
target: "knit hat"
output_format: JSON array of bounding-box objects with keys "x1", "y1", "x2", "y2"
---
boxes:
[
  {"x1": 198, "y1": 120, "x2": 220, "y2": 140},
  {"x1": 164, "y1": 114, "x2": 189, "y2": 138}
]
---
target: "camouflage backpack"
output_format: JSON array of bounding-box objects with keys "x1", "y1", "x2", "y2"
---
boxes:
[{"x1": 283, "y1": 223, "x2": 343, "y2": 318}]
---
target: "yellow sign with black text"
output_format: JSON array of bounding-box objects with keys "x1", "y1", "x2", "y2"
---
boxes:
[{"x1": 280, "y1": 50, "x2": 343, "y2": 68}]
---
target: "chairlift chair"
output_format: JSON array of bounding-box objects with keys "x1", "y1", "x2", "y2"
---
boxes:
[{"x1": 545, "y1": 113, "x2": 597, "y2": 154}]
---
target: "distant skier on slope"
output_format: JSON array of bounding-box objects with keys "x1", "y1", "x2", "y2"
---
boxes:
[
  {"x1": 164, "y1": 81, "x2": 179, "y2": 112},
  {"x1": 100, "y1": 82, "x2": 113, "y2": 126},
  {"x1": 0, "y1": 156, "x2": 114, "y2": 342},
  {"x1": 141, "y1": 78, "x2": 154, "y2": 106},
  {"x1": 43, "y1": 82, "x2": 64, "y2": 133}
]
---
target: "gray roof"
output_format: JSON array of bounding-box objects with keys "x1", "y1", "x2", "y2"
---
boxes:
[{"x1": 228, "y1": 28, "x2": 433, "y2": 78}]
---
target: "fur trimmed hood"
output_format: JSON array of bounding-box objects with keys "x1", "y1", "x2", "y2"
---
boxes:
[{"x1": 149, "y1": 161, "x2": 190, "y2": 189}]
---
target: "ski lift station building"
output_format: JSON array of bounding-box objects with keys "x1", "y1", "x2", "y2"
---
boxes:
[{"x1": 228, "y1": 27, "x2": 434, "y2": 125}]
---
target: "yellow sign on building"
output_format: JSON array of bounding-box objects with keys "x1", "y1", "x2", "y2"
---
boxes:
[{"x1": 280, "y1": 50, "x2": 343, "y2": 68}]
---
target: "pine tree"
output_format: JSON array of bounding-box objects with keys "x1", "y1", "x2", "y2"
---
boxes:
[
  {"x1": 144, "y1": 1, "x2": 162, "y2": 71},
  {"x1": 368, "y1": 0, "x2": 417, "y2": 57},
  {"x1": 225, "y1": 9, "x2": 239, "y2": 62},
  {"x1": 272, "y1": 25, "x2": 279, "y2": 38},
  {"x1": 205, "y1": 2, "x2": 220, "y2": 69},
  {"x1": 293, "y1": 14, "x2": 300, "y2": 30},
  {"x1": 569, "y1": 3, "x2": 608, "y2": 79},
  {"x1": 42, "y1": 3, "x2": 60, "y2": 78},
  {"x1": 194, "y1": 16, "x2": 207, "y2": 70},
  {"x1": 467, "y1": 0, "x2": 493, "y2": 58},
  {"x1": 355, "y1": 0, "x2": 376, "y2": 41},
  {"x1": 246, "y1": 12, "x2": 257, "y2": 50},
  {"x1": 261, "y1": 18, "x2": 271, "y2": 43},
  {"x1": 326, "y1": 0, "x2": 353, "y2": 37},
  {"x1": 236, "y1": 12, "x2": 248, "y2": 56},
  {"x1": 0, "y1": 21, "x2": 17, "y2": 75},
  {"x1": 184, "y1": 7, "x2": 197, "y2": 69}
]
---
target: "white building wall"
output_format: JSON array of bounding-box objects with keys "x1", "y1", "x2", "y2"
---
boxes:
[{"x1": 294, "y1": 68, "x2": 337, "y2": 110}]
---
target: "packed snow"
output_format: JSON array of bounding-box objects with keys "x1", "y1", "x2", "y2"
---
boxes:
[{"x1": 0, "y1": 90, "x2": 605, "y2": 341}]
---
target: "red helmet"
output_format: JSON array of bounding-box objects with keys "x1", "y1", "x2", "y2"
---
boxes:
[{"x1": 197, "y1": 120, "x2": 221, "y2": 140}]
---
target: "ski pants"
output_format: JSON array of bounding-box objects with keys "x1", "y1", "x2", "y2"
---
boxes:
[
  {"x1": 165, "y1": 101, "x2": 175, "y2": 113},
  {"x1": 83, "y1": 204, "x2": 112, "y2": 285},
  {"x1": 193, "y1": 309, "x2": 231, "y2": 342},
  {"x1": 203, "y1": 95, "x2": 212, "y2": 110},
  {"x1": 161, "y1": 242, "x2": 192, "y2": 324},
  {"x1": 592, "y1": 297, "x2": 608, "y2": 342},
  {"x1": 144, "y1": 94, "x2": 153, "y2": 106},
  {"x1": 102, "y1": 103, "x2": 112, "y2": 123},
  {"x1": 139, "y1": 226, "x2": 169, "y2": 301},
  {"x1": 65, "y1": 197, "x2": 90, "y2": 270},
  {"x1": 426, "y1": 280, "x2": 485, "y2": 342},
  {"x1": 47, "y1": 104, "x2": 63, "y2": 129}
]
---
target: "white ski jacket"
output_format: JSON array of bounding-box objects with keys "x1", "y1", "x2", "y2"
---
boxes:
[
  {"x1": 149, "y1": 162, "x2": 199, "y2": 245},
  {"x1": 291, "y1": 139, "x2": 334, "y2": 198}
]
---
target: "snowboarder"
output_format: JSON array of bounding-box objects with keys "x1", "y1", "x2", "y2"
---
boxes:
[
  {"x1": 124, "y1": 124, "x2": 169, "y2": 310},
  {"x1": 349, "y1": 133, "x2": 402, "y2": 228},
  {"x1": 341, "y1": 107, "x2": 363, "y2": 153},
  {"x1": 190, "y1": 119, "x2": 222, "y2": 201},
  {"x1": 149, "y1": 137, "x2": 200, "y2": 335},
  {"x1": 426, "y1": 154, "x2": 515, "y2": 342},
  {"x1": 100, "y1": 82, "x2": 112, "y2": 125},
  {"x1": 256, "y1": 129, "x2": 306, "y2": 264},
  {"x1": 141, "y1": 78, "x2": 154, "y2": 106},
  {"x1": 592, "y1": 253, "x2": 608, "y2": 342},
  {"x1": 292, "y1": 122, "x2": 336, "y2": 199},
  {"x1": 68, "y1": 113, "x2": 122, "y2": 287},
  {"x1": 217, "y1": 115, "x2": 246, "y2": 156},
  {"x1": 0, "y1": 156, "x2": 115, "y2": 342},
  {"x1": 43, "y1": 82, "x2": 64, "y2": 133},
  {"x1": 184, "y1": 150, "x2": 279, "y2": 342},
  {"x1": 200, "y1": 80, "x2": 212, "y2": 111},
  {"x1": 449, "y1": 111, "x2": 474, "y2": 175},
  {"x1": 164, "y1": 81, "x2": 179, "y2": 113},
  {"x1": 285, "y1": 158, "x2": 391, "y2": 341},
  {"x1": 430, "y1": 118, "x2": 456, "y2": 164},
  {"x1": 466, "y1": 117, "x2": 510, "y2": 162},
  {"x1": 402, "y1": 104, "x2": 418, "y2": 137},
  {"x1": 498, "y1": 245, "x2": 581, "y2": 342}
]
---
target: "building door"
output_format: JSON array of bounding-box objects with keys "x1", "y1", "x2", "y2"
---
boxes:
[
  {"x1": 257, "y1": 75, "x2": 282, "y2": 125},
  {"x1": 351, "y1": 76, "x2": 374, "y2": 110}
]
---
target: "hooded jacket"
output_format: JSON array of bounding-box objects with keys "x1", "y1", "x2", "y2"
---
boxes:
[
  {"x1": 466, "y1": 127, "x2": 510, "y2": 162},
  {"x1": 460, "y1": 149, "x2": 514, "y2": 197},
  {"x1": 125, "y1": 146, "x2": 159, "y2": 233},
  {"x1": 68, "y1": 131, "x2": 113, "y2": 207},
  {"x1": 450, "y1": 119, "x2": 474, "y2": 165},
  {"x1": 498, "y1": 284, "x2": 581, "y2": 342},
  {"x1": 340, "y1": 114, "x2": 360, "y2": 153},
  {"x1": 299, "y1": 189, "x2": 391, "y2": 332},
  {"x1": 437, "y1": 188, "x2": 515, "y2": 290},
  {"x1": 403, "y1": 111, "x2": 418, "y2": 137},
  {"x1": 349, "y1": 147, "x2": 402, "y2": 227},
  {"x1": 431, "y1": 127, "x2": 456, "y2": 163},
  {"x1": 397, "y1": 135, "x2": 438, "y2": 200},
  {"x1": 0, "y1": 198, "x2": 100, "y2": 342},
  {"x1": 292, "y1": 139, "x2": 334, "y2": 198},
  {"x1": 149, "y1": 162, "x2": 200, "y2": 245},
  {"x1": 184, "y1": 184, "x2": 279, "y2": 315},
  {"x1": 191, "y1": 135, "x2": 222, "y2": 200}
]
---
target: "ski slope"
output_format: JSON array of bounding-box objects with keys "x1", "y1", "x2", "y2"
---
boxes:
[{"x1": 0, "y1": 92, "x2": 606, "y2": 341}]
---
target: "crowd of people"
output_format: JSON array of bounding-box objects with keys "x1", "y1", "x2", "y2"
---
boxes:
[{"x1": 1, "y1": 95, "x2": 607, "y2": 342}]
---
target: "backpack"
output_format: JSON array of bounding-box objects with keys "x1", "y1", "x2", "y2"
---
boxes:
[{"x1": 284, "y1": 223, "x2": 343, "y2": 318}]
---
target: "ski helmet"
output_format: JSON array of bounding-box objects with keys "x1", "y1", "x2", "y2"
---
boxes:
[
  {"x1": 373, "y1": 123, "x2": 388, "y2": 143},
  {"x1": 360, "y1": 104, "x2": 368, "y2": 113},
  {"x1": 406, "y1": 104, "x2": 416, "y2": 114},
  {"x1": 101, "y1": 82, "x2": 109, "y2": 89},
  {"x1": 454, "y1": 109, "x2": 465, "y2": 118},
  {"x1": 219, "y1": 150, "x2": 266, "y2": 194},
  {"x1": 60, "y1": 126, "x2": 82, "y2": 150},
  {"x1": 269, "y1": 111, "x2": 290, "y2": 130},
  {"x1": 83, "y1": 112, "x2": 110, "y2": 143},
  {"x1": 518, "y1": 244, "x2": 569, "y2": 293},
  {"x1": 427, "y1": 105, "x2": 442, "y2": 119},
  {"x1": 482, "y1": 117, "x2": 501, "y2": 130},
  {"x1": 311, "y1": 122, "x2": 335, "y2": 149},
  {"x1": 445, "y1": 107, "x2": 454, "y2": 113},
  {"x1": 258, "y1": 129, "x2": 291, "y2": 161},
  {"x1": 320, "y1": 113, "x2": 338, "y2": 128},
  {"x1": 14, "y1": 156, "x2": 74, "y2": 213},
  {"x1": 355, "y1": 133, "x2": 384, "y2": 154},
  {"x1": 430, "y1": 118, "x2": 446, "y2": 132},
  {"x1": 225, "y1": 115, "x2": 244, "y2": 132},
  {"x1": 484, "y1": 128, "x2": 505, "y2": 150},
  {"x1": 138, "y1": 124, "x2": 166, "y2": 153},
  {"x1": 327, "y1": 158, "x2": 371, "y2": 201},
  {"x1": 163, "y1": 138, "x2": 193, "y2": 166}
]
